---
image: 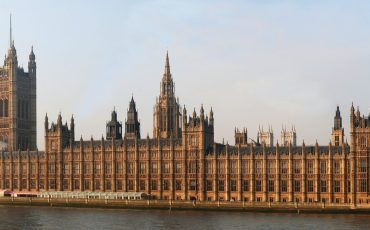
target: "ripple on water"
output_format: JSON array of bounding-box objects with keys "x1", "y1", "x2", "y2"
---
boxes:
[{"x1": 0, "y1": 206, "x2": 369, "y2": 230}]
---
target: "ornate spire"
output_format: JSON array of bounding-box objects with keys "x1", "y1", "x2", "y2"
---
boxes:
[
  {"x1": 29, "y1": 46, "x2": 35, "y2": 61},
  {"x1": 129, "y1": 95, "x2": 136, "y2": 112},
  {"x1": 164, "y1": 50, "x2": 171, "y2": 80}
]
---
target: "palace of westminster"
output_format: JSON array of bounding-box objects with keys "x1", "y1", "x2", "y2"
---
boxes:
[{"x1": 0, "y1": 32, "x2": 369, "y2": 206}]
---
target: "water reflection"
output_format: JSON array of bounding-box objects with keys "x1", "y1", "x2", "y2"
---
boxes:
[{"x1": 0, "y1": 206, "x2": 369, "y2": 230}]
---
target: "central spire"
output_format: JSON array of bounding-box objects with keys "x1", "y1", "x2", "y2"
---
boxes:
[{"x1": 163, "y1": 50, "x2": 172, "y2": 81}]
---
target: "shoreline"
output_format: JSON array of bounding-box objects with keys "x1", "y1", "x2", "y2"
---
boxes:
[{"x1": 1, "y1": 197, "x2": 370, "y2": 214}]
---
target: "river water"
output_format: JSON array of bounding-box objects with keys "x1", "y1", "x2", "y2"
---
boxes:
[{"x1": 0, "y1": 206, "x2": 369, "y2": 230}]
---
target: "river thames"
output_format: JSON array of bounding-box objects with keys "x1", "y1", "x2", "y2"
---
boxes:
[{"x1": 0, "y1": 206, "x2": 369, "y2": 230}]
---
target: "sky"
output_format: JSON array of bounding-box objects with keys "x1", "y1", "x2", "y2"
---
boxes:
[{"x1": 1, "y1": 0, "x2": 370, "y2": 150}]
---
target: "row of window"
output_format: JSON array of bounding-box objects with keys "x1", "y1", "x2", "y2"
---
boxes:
[{"x1": 4, "y1": 158, "x2": 369, "y2": 176}]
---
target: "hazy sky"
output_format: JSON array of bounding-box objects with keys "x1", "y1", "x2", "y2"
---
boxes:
[{"x1": 1, "y1": 0, "x2": 370, "y2": 150}]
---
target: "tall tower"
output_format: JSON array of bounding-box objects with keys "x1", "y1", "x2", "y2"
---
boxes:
[
  {"x1": 125, "y1": 96, "x2": 141, "y2": 139},
  {"x1": 331, "y1": 106, "x2": 344, "y2": 146},
  {"x1": 0, "y1": 16, "x2": 37, "y2": 151},
  {"x1": 153, "y1": 52, "x2": 181, "y2": 139}
]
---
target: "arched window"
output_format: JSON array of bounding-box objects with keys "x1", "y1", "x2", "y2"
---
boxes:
[
  {"x1": 26, "y1": 101, "x2": 29, "y2": 119},
  {"x1": 21, "y1": 100, "x2": 25, "y2": 119},
  {"x1": 0, "y1": 99, "x2": 3, "y2": 117},
  {"x1": 18, "y1": 99, "x2": 20, "y2": 118},
  {"x1": 4, "y1": 99, "x2": 8, "y2": 117}
]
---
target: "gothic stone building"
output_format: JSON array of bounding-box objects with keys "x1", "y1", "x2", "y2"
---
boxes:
[{"x1": 0, "y1": 51, "x2": 369, "y2": 205}]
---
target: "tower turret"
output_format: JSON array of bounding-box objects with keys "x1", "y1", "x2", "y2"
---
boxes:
[
  {"x1": 331, "y1": 106, "x2": 344, "y2": 146},
  {"x1": 28, "y1": 46, "x2": 36, "y2": 76},
  {"x1": 44, "y1": 113, "x2": 49, "y2": 131},
  {"x1": 125, "y1": 96, "x2": 141, "y2": 139},
  {"x1": 70, "y1": 115, "x2": 75, "y2": 141},
  {"x1": 106, "y1": 108, "x2": 122, "y2": 140}
]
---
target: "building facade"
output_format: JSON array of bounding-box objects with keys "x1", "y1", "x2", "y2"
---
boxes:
[{"x1": 0, "y1": 51, "x2": 369, "y2": 205}]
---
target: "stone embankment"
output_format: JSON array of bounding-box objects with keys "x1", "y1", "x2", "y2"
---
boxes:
[{"x1": 0, "y1": 197, "x2": 369, "y2": 214}]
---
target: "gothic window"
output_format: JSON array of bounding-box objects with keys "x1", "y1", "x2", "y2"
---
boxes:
[
  {"x1": 190, "y1": 180, "x2": 197, "y2": 191},
  {"x1": 176, "y1": 180, "x2": 182, "y2": 191},
  {"x1": 49, "y1": 164, "x2": 55, "y2": 175},
  {"x1": 190, "y1": 136, "x2": 197, "y2": 147},
  {"x1": 73, "y1": 163, "x2": 79, "y2": 175},
  {"x1": 218, "y1": 180, "x2": 224, "y2": 191},
  {"x1": 176, "y1": 162, "x2": 182, "y2": 174},
  {"x1": 151, "y1": 162, "x2": 157, "y2": 174},
  {"x1": 335, "y1": 136, "x2": 339, "y2": 146},
  {"x1": 85, "y1": 180, "x2": 91, "y2": 190},
  {"x1": 347, "y1": 180, "x2": 351, "y2": 193},
  {"x1": 334, "y1": 180, "x2": 341, "y2": 193},
  {"x1": 140, "y1": 180, "x2": 145, "y2": 191},
  {"x1": 334, "y1": 160, "x2": 340, "y2": 174},
  {"x1": 63, "y1": 179, "x2": 69, "y2": 190},
  {"x1": 359, "y1": 159, "x2": 367, "y2": 173},
  {"x1": 17, "y1": 99, "x2": 20, "y2": 118},
  {"x1": 163, "y1": 162, "x2": 170, "y2": 174},
  {"x1": 347, "y1": 161, "x2": 351, "y2": 174},
  {"x1": 49, "y1": 179, "x2": 56, "y2": 189},
  {"x1": 242, "y1": 160, "x2": 249, "y2": 174},
  {"x1": 84, "y1": 163, "x2": 91, "y2": 175},
  {"x1": 140, "y1": 162, "x2": 146, "y2": 174},
  {"x1": 359, "y1": 179, "x2": 367, "y2": 192},
  {"x1": 360, "y1": 137, "x2": 366, "y2": 149},
  {"x1": 188, "y1": 161, "x2": 196, "y2": 174},
  {"x1": 268, "y1": 180, "x2": 275, "y2": 192},
  {"x1": 26, "y1": 101, "x2": 29, "y2": 119},
  {"x1": 230, "y1": 160, "x2": 237, "y2": 174},
  {"x1": 268, "y1": 160, "x2": 275, "y2": 174},
  {"x1": 151, "y1": 180, "x2": 157, "y2": 191},
  {"x1": 255, "y1": 180, "x2": 262, "y2": 192},
  {"x1": 281, "y1": 180, "x2": 287, "y2": 192},
  {"x1": 0, "y1": 99, "x2": 3, "y2": 117},
  {"x1": 217, "y1": 161, "x2": 225, "y2": 174},
  {"x1": 163, "y1": 180, "x2": 169, "y2": 190},
  {"x1": 230, "y1": 180, "x2": 237, "y2": 191},
  {"x1": 21, "y1": 100, "x2": 25, "y2": 119},
  {"x1": 307, "y1": 180, "x2": 314, "y2": 192},
  {"x1": 94, "y1": 162, "x2": 101, "y2": 174},
  {"x1": 306, "y1": 160, "x2": 313, "y2": 174},
  {"x1": 320, "y1": 160, "x2": 327, "y2": 174},
  {"x1": 243, "y1": 180, "x2": 249, "y2": 192},
  {"x1": 64, "y1": 163, "x2": 69, "y2": 174},
  {"x1": 280, "y1": 160, "x2": 288, "y2": 174},
  {"x1": 74, "y1": 180, "x2": 80, "y2": 190},
  {"x1": 127, "y1": 162, "x2": 134, "y2": 174},
  {"x1": 127, "y1": 180, "x2": 133, "y2": 190},
  {"x1": 321, "y1": 180, "x2": 327, "y2": 192},
  {"x1": 293, "y1": 160, "x2": 301, "y2": 174},
  {"x1": 255, "y1": 160, "x2": 262, "y2": 174},
  {"x1": 95, "y1": 180, "x2": 101, "y2": 190},
  {"x1": 294, "y1": 180, "x2": 301, "y2": 192},
  {"x1": 206, "y1": 180, "x2": 212, "y2": 191},
  {"x1": 116, "y1": 162, "x2": 123, "y2": 174},
  {"x1": 4, "y1": 99, "x2": 8, "y2": 117}
]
